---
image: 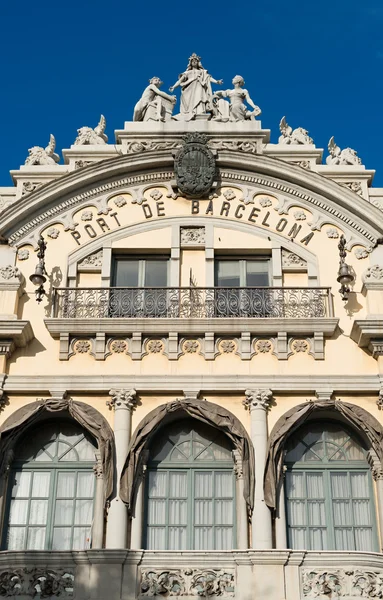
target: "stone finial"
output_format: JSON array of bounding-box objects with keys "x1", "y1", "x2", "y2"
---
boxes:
[
  {"x1": 243, "y1": 389, "x2": 273, "y2": 410},
  {"x1": 107, "y1": 388, "x2": 137, "y2": 410},
  {"x1": 74, "y1": 115, "x2": 108, "y2": 145},
  {"x1": 326, "y1": 136, "x2": 362, "y2": 166},
  {"x1": 24, "y1": 134, "x2": 60, "y2": 166},
  {"x1": 278, "y1": 117, "x2": 313, "y2": 145}
]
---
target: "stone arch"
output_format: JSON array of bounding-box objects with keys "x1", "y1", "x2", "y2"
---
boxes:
[
  {"x1": 264, "y1": 399, "x2": 383, "y2": 511},
  {"x1": 120, "y1": 398, "x2": 255, "y2": 513},
  {"x1": 0, "y1": 398, "x2": 115, "y2": 499}
]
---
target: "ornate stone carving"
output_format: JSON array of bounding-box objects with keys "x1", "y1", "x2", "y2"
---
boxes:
[
  {"x1": 255, "y1": 340, "x2": 272, "y2": 353},
  {"x1": 279, "y1": 117, "x2": 313, "y2": 145},
  {"x1": 183, "y1": 340, "x2": 199, "y2": 353},
  {"x1": 17, "y1": 248, "x2": 29, "y2": 261},
  {"x1": 78, "y1": 249, "x2": 103, "y2": 268},
  {"x1": 363, "y1": 264, "x2": 383, "y2": 281},
  {"x1": 326, "y1": 227, "x2": 340, "y2": 238},
  {"x1": 232, "y1": 449, "x2": 243, "y2": 479},
  {"x1": 134, "y1": 78, "x2": 176, "y2": 122},
  {"x1": 292, "y1": 339, "x2": 309, "y2": 352},
  {"x1": 243, "y1": 389, "x2": 273, "y2": 410},
  {"x1": 258, "y1": 196, "x2": 273, "y2": 208},
  {"x1": 222, "y1": 189, "x2": 236, "y2": 201},
  {"x1": 0, "y1": 266, "x2": 21, "y2": 281},
  {"x1": 74, "y1": 114, "x2": 108, "y2": 145},
  {"x1": 74, "y1": 160, "x2": 93, "y2": 169},
  {"x1": 220, "y1": 340, "x2": 236, "y2": 353},
  {"x1": 281, "y1": 249, "x2": 307, "y2": 268},
  {"x1": 22, "y1": 181, "x2": 44, "y2": 195},
  {"x1": 302, "y1": 569, "x2": 383, "y2": 598},
  {"x1": 0, "y1": 569, "x2": 74, "y2": 598},
  {"x1": 24, "y1": 134, "x2": 60, "y2": 166},
  {"x1": 47, "y1": 227, "x2": 60, "y2": 239},
  {"x1": 326, "y1": 136, "x2": 362, "y2": 165},
  {"x1": 140, "y1": 569, "x2": 234, "y2": 598},
  {"x1": 81, "y1": 210, "x2": 93, "y2": 221},
  {"x1": 213, "y1": 75, "x2": 261, "y2": 122},
  {"x1": 180, "y1": 226, "x2": 206, "y2": 245},
  {"x1": 291, "y1": 160, "x2": 311, "y2": 170},
  {"x1": 377, "y1": 386, "x2": 383, "y2": 409},
  {"x1": 147, "y1": 340, "x2": 163, "y2": 353},
  {"x1": 124, "y1": 140, "x2": 181, "y2": 155},
  {"x1": 110, "y1": 340, "x2": 128, "y2": 353},
  {"x1": 355, "y1": 248, "x2": 370, "y2": 259},
  {"x1": 74, "y1": 340, "x2": 91, "y2": 354},
  {"x1": 174, "y1": 133, "x2": 216, "y2": 199},
  {"x1": 343, "y1": 181, "x2": 363, "y2": 196},
  {"x1": 107, "y1": 388, "x2": 137, "y2": 410},
  {"x1": 149, "y1": 189, "x2": 163, "y2": 201},
  {"x1": 208, "y1": 139, "x2": 258, "y2": 154},
  {"x1": 293, "y1": 209, "x2": 307, "y2": 220},
  {"x1": 113, "y1": 195, "x2": 127, "y2": 207},
  {"x1": 170, "y1": 53, "x2": 223, "y2": 121}
]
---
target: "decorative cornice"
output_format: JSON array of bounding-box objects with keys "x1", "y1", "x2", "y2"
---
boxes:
[
  {"x1": 107, "y1": 388, "x2": 137, "y2": 411},
  {"x1": 243, "y1": 389, "x2": 273, "y2": 410}
]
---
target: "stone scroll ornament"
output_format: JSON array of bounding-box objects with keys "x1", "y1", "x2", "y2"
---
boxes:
[{"x1": 174, "y1": 132, "x2": 216, "y2": 198}]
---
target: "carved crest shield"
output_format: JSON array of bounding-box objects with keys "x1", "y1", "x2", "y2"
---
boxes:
[{"x1": 174, "y1": 133, "x2": 216, "y2": 199}]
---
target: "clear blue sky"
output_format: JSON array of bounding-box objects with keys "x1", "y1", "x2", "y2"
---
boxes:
[{"x1": 1, "y1": 0, "x2": 382, "y2": 186}]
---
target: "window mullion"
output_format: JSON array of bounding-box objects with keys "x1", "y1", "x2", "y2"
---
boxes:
[
  {"x1": 325, "y1": 470, "x2": 335, "y2": 550},
  {"x1": 189, "y1": 469, "x2": 193, "y2": 550},
  {"x1": 46, "y1": 469, "x2": 57, "y2": 550}
]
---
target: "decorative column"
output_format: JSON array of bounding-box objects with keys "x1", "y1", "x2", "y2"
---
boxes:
[
  {"x1": 130, "y1": 450, "x2": 149, "y2": 549},
  {"x1": 372, "y1": 465, "x2": 383, "y2": 552},
  {"x1": 105, "y1": 388, "x2": 137, "y2": 549},
  {"x1": 92, "y1": 450, "x2": 104, "y2": 549},
  {"x1": 243, "y1": 389, "x2": 273, "y2": 549},
  {"x1": 233, "y1": 449, "x2": 248, "y2": 549}
]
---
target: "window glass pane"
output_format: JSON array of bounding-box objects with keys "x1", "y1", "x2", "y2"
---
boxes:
[
  {"x1": 27, "y1": 527, "x2": 46, "y2": 550},
  {"x1": 148, "y1": 499, "x2": 166, "y2": 525},
  {"x1": 58, "y1": 444, "x2": 78, "y2": 462},
  {"x1": 169, "y1": 472, "x2": 187, "y2": 497},
  {"x1": 305, "y1": 443, "x2": 324, "y2": 461},
  {"x1": 144, "y1": 260, "x2": 168, "y2": 287},
  {"x1": 73, "y1": 527, "x2": 91, "y2": 550},
  {"x1": 34, "y1": 448, "x2": 54, "y2": 462},
  {"x1": 7, "y1": 527, "x2": 26, "y2": 550},
  {"x1": 334, "y1": 528, "x2": 354, "y2": 550},
  {"x1": 195, "y1": 472, "x2": 213, "y2": 497},
  {"x1": 353, "y1": 500, "x2": 371, "y2": 526},
  {"x1": 351, "y1": 472, "x2": 369, "y2": 498},
  {"x1": 342, "y1": 439, "x2": 365, "y2": 461},
  {"x1": 309, "y1": 527, "x2": 328, "y2": 550},
  {"x1": 57, "y1": 472, "x2": 76, "y2": 497},
  {"x1": 150, "y1": 440, "x2": 173, "y2": 462},
  {"x1": 148, "y1": 472, "x2": 167, "y2": 497},
  {"x1": 12, "y1": 472, "x2": 31, "y2": 498},
  {"x1": 75, "y1": 499, "x2": 93, "y2": 525},
  {"x1": 212, "y1": 444, "x2": 232, "y2": 460},
  {"x1": 54, "y1": 500, "x2": 74, "y2": 525},
  {"x1": 354, "y1": 528, "x2": 373, "y2": 551},
  {"x1": 246, "y1": 261, "x2": 269, "y2": 286},
  {"x1": 58, "y1": 427, "x2": 83, "y2": 445},
  {"x1": 77, "y1": 473, "x2": 94, "y2": 497},
  {"x1": 215, "y1": 261, "x2": 240, "y2": 287},
  {"x1": 194, "y1": 527, "x2": 213, "y2": 550},
  {"x1": 215, "y1": 527, "x2": 233, "y2": 550},
  {"x1": 285, "y1": 442, "x2": 307, "y2": 463},
  {"x1": 215, "y1": 472, "x2": 232, "y2": 498},
  {"x1": 333, "y1": 500, "x2": 352, "y2": 526},
  {"x1": 194, "y1": 448, "x2": 213, "y2": 461},
  {"x1": 287, "y1": 500, "x2": 306, "y2": 526},
  {"x1": 168, "y1": 527, "x2": 187, "y2": 550},
  {"x1": 308, "y1": 501, "x2": 325, "y2": 526},
  {"x1": 29, "y1": 500, "x2": 48, "y2": 525},
  {"x1": 194, "y1": 500, "x2": 213, "y2": 524},
  {"x1": 114, "y1": 260, "x2": 139, "y2": 287},
  {"x1": 331, "y1": 472, "x2": 350, "y2": 498},
  {"x1": 169, "y1": 500, "x2": 187, "y2": 524},
  {"x1": 9, "y1": 500, "x2": 28, "y2": 525},
  {"x1": 32, "y1": 472, "x2": 51, "y2": 497},
  {"x1": 215, "y1": 500, "x2": 233, "y2": 525},
  {"x1": 286, "y1": 472, "x2": 304, "y2": 498},
  {"x1": 52, "y1": 527, "x2": 71, "y2": 550},
  {"x1": 289, "y1": 528, "x2": 306, "y2": 548},
  {"x1": 306, "y1": 473, "x2": 324, "y2": 498},
  {"x1": 74, "y1": 438, "x2": 96, "y2": 461},
  {"x1": 147, "y1": 527, "x2": 166, "y2": 550}
]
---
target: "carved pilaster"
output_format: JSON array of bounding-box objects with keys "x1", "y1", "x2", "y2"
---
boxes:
[
  {"x1": 93, "y1": 450, "x2": 104, "y2": 479},
  {"x1": 232, "y1": 449, "x2": 243, "y2": 480},
  {"x1": 107, "y1": 388, "x2": 137, "y2": 411},
  {"x1": 243, "y1": 389, "x2": 273, "y2": 411},
  {"x1": 372, "y1": 466, "x2": 383, "y2": 481}
]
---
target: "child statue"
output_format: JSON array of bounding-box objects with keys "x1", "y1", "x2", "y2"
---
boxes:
[{"x1": 213, "y1": 76, "x2": 261, "y2": 122}]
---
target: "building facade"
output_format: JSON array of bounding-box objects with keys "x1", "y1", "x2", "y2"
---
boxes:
[{"x1": 0, "y1": 61, "x2": 383, "y2": 599}]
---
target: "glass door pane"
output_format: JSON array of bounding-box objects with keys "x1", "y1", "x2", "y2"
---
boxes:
[
  {"x1": 144, "y1": 260, "x2": 168, "y2": 287},
  {"x1": 246, "y1": 261, "x2": 269, "y2": 286},
  {"x1": 113, "y1": 260, "x2": 139, "y2": 287},
  {"x1": 215, "y1": 261, "x2": 241, "y2": 287}
]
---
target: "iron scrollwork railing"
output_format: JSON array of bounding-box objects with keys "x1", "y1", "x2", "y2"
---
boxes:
[{"x1": 52, "y1": 287, "x2": 332, "y2": 319}]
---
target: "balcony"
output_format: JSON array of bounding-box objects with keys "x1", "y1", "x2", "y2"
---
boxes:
[{"x1": 44, "y1": 287, "x2": 338, "y2": 360}]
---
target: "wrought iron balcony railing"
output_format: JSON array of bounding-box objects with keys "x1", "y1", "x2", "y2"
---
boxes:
[{"x1": 51, "y1": 287, "x2": 332, "y2": 319}]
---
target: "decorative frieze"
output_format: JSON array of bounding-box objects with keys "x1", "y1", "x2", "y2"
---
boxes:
[
  {"x1": 326, "y1": 228, "x2": 340, "y2": 239},
  {"x1": 110, "y1": 339, "x2": 128, "y2": 354},
  {"x1": 281, "y1": 249, "x2": 307, "y2": 269},
  {"x1": 17, "y1": 249, "x2": 30, "y2": 261},
  {"x1": 22, "y1": 181, "x2": 44, "y2": 196},
  {"x1": 0, "y1": 266, "x2": 21, "y2": 281},
  {"x1": 78, "y1": 249, "x2": 103, "y2": 270},
  {"x1": 180, "y1": 226, "x2": 206, "y2": 246},
  {"x1": 302, "y1": 568, "x2": 383, "y2": 598},
  {"x1": 140, "y1": 569, "x2": 234, "y2": 598},
  {"x1": 355, "y1": 248, "x2": 370, "y2": 260},
  {"x1": 47, "y1": 227, "x2": 60, "y2": 239},
  {"x1": 363, "y1": 264, "x2": 383, "y2": 282},
  {"x1": 342, "y1": 181, "x2": 363, "y2": 196},
  {"x1": 74, "y1": 160, "x2": 94, "y2": 169},
  {"x1": 0, "y1": 568, "x2": 74, "y2": 597}
]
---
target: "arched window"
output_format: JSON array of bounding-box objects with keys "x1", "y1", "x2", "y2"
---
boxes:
[
  {"x1": 145, "y1": 419, "x2": 235, "y2": 550},
  {"x1": 284, "y1": 422, "x2": 378, "y2": 551},
  {"x1": 3, "y1": 420, "x2": 97, "y2": 551}
]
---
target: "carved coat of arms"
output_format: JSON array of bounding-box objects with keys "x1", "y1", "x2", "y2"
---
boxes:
[{"x1": 174, "y1": 133, "x2": 216, "y2": 198}]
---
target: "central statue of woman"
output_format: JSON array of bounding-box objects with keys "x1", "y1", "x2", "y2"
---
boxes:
[{"x1": 170, "y1": 54, "x2": 223, "y2": 121}]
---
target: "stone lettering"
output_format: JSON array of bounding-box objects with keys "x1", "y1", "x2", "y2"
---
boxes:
[
  {"x1": 248, "y1": 207, "x2": 261, "y2": 223},
  {"x1": 300, "y1": 232, "x2": 314, "y2": 245},
  {"x1": 276, "y1": 218, "x2": 288, "y2": 232},
  {"x1": 220, "y1": 201, "x2": 231, "y2": 217},
  {"x1": 84, "y1": 224, "x2": 97, "y2": 238},
  {"x1": 110, "y1": 211, "x2": 121, "y2": 226},
  {"x1": 234, "y1": 205, "x2": 245, "y2": 219},
  {"x1": 156, "y1": 201, "x2": 165, "y2": 217},
  {"x1": 71, "y1": 231, "x2": 82, "y2": 246},
  {"x1": 96, "y1": 218, "x2": 110, "y2": 232},
  {"x1": 191, "y1": 200, "x2": 200, "y2": 214},
  {"x1": 288, "y1": 223, "x2": 302, "y2": 239},
  {"x1": 205, "y1": 200, "x2": 214, "y2": 215},
  {"x1": 142, "y1": 204, "x2": 153, "y2": 219},
  {"x1": 262, "y1": 211, "x2": 271, "y2": 227}
]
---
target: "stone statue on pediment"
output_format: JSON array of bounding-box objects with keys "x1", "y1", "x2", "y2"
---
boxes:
[
  {"x1": 133, "y1": 77, "x2": 177, "y2": 122},
  {"x1": 74, "y1": 115, "x2": 108, "y2": 145},
  {"x1": 278, "y1": 117, "x2": 313, "y2": 145},
  {"x1": 326, "y1": 136, "x2": 362, "y2": 165},
  {"x1": 170, "y1": 54, "x2": 223, "y2": 121},
  {"x1": 212, "y1": 75, "x2": 261, "y2": 122},
  {"x1": 25, "y1": 134, "x2": 60, "y2": 166}
]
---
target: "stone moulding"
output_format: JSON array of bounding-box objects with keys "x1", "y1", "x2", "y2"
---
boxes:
[
  {"x1": 301, "y1": 568, "x2": 383, "y2": 598},
  {"x1": 140, "y1": 568, "x2": 235, "y2": 598}
]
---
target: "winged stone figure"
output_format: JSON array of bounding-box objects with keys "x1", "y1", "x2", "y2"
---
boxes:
[
  {"x1": 326, "y1": 136, "x2": 362, "y2": 165},
  {"x1": 278, "y1": 116, "x2": 313, "y2": 145},
  {"x1": 24, "y1": 134, "x2": 60, "y2": 166},
  {"x1": 74, "y1": 115, "x2": 108, "y2": 145}
]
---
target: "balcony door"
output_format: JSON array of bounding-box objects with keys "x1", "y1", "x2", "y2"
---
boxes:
[
  {"x1": 214, "y1": 258, "x2": 270, "y2": 317},
  {"x1": 214, "y1": 259, "x2": 270, "y2": 288},
  {"x1": 111, "y1": 257, "x2": 169, "y2": 317}
]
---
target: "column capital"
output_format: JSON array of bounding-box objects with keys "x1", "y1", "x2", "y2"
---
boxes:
[
  {"x1": 372, "y1": 465, "x2": 383, "y2": 481},
  {"x1": 243, "y1": 389, "x2": 273, "y2": 411},
  {"x1": 107, "y1": 388, "x2": 137, "y2": 411}
]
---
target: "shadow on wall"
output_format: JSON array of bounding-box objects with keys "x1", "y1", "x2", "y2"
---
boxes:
[{"x1": 44, "y1": 266, "x2": 63, "y2": 318}]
